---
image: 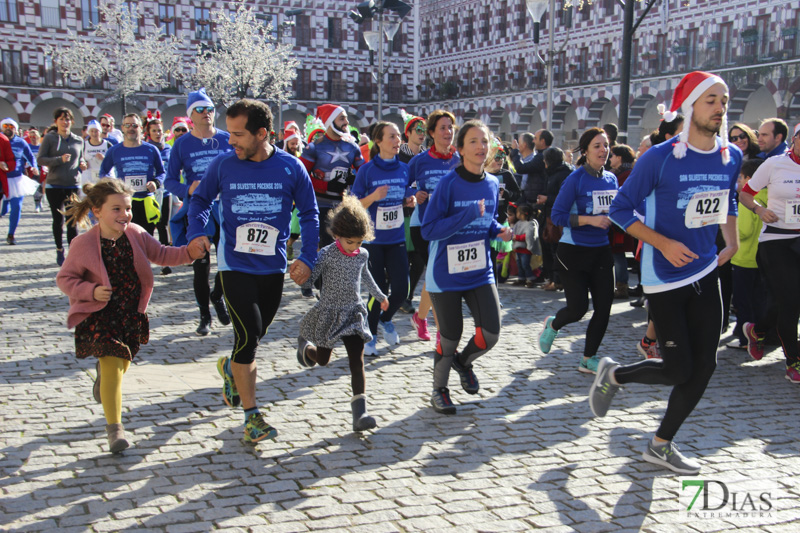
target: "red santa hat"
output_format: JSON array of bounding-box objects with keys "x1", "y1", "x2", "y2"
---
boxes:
[
  {"x1": 316, "y1": 104, "x2": 345, "y2": 132},
  {"x1": 657, "y1": 71, "x2": 730, "y2": 164},
  {"x1": 171, "y1": 116, "x2": 191, "y2": 133},
  {"x1": 283, "y1": 121, "x2": 300, "y2": 134},
  {"x1": 283, "y1": 130, "x2": 301, "y2": 145}
]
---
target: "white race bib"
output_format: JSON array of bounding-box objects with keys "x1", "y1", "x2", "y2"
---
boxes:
[
  {"x1": 376, "y1": 205, "x2": 403, "y2": 230},
  {"x1": 90, "y1": 170, "x2": 100, "y2": 182},
  {"x1": 684, "y1": 189, "x2": 729, "y2": 228},
  {"x1": 128, "y1": 175, "x2": 147, "y2": 192},
  {"x1": 592, "y1": 189, "x2": 617, "y2": 215},
  {"x1": 234, "y1": 222, "x2": 278, "y2": 256},
  {"x1": 446, "y1": 240, "x2": 486, "y2": 274},
  {"x1": 785, "y1": 199, "x2": 800, "y2": 224}
]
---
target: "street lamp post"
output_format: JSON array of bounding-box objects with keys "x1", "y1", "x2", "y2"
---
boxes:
[
  {"x1": 275, "y1": 8, "x2": 304, "y2": 138},
  {"x1": 363, "y1": 14, "x2": 401, "y2": 118},
  {"x1": 526, "y1": 0, "x2": 557, "y2": 131}
]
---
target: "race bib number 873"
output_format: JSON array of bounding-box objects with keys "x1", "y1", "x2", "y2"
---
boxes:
[
  {"x1": 234, "y1": 222, "x2": 278, "y2": 256},
  {"x1": 446, "y1": 240, "x2": 486, "y2": 274}
]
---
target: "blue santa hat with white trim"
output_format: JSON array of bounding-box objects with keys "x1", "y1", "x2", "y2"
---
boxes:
[{"x1": 186, "y1": 87, "x2": 214, "y2": 115}]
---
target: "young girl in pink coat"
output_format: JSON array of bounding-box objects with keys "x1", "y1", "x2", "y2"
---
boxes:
[{"x1": 56, "y1": 178, "x2": 203, "y2": 453}]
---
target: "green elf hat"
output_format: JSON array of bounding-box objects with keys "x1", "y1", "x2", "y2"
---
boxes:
[
  {"x1": 305, "y1": 115, "x2": 325, "y2": 144},
  {"x1": 400, "y1": 108, "x2": 424, "y2": 137},
  {"x1": 490, "y1": 135, "x2": 507, "y2": 158}
]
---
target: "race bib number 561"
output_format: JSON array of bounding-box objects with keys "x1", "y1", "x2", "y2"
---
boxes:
[{"x1": 234, "y1": 222, "x2": 278, "y2": 256}]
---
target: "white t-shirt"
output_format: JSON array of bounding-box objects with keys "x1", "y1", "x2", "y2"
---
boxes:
[
  {"x1": 747, "y1": 153, "x2": 800, "y2": 241},
  {"x1": 83, "y1": 139, "x2": 113, "y2": 184}
]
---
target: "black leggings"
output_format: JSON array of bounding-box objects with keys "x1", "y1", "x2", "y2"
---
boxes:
[
  {"x1": 429, "y1": 284, "x2": 501, "y2": 389},
  {"x1": 131, "y1": 199, "x2": 155, "y2": 235},
  {"x1": 614, "y1": 269, "x2": 722, "y2": 441},
  {"x1": 194, "y1": 220, "x2": 222, "y2": 313},
  {"x1": 156, "y1": 194, "x2": 172, "y2": 245},
  {"x1": 410, "y1": 225, "x2": 430, "y2": 263},
  {"x1": 754, "y1": 238, "x2": 800, "y2": 364},
  {"x1": 220, "y1": 271, "x2": 284, "y2": 365},
  {"x1": 45, "y1": 187, "x2": 78, "y2": 249},
  {"x1": 310, "y1": 335, "x2": 366, "y2": 395},
  {"x1": 365, "y1": 242, "x2": 409, "y2": 334},
  {"x1": 552, "y1": 243, "x2": 614, "y2": 357}
]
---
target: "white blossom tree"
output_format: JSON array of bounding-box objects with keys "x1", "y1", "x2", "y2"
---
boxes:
[
  {"x1": 48, "y1": 0, "x2": 182, "y2": 115},
  {"x1": 192, "y1": 1, "x2": 299, "y2": 107}
]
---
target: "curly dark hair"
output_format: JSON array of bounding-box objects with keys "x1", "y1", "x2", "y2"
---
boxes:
[{"x1": 327, "y1": 194, "x2": 375, "y2": 242}]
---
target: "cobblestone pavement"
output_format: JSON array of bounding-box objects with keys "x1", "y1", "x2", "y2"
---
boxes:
[{"x1": 2, "y1": 200, "x2": 798, "y2": 532}]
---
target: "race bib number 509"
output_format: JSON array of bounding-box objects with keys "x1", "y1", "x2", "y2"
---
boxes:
[{"x1": 234, "y1": 222, "x2": 278, "y2": 256}]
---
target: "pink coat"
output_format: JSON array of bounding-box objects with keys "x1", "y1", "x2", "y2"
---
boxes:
[{"x1": 56, "y1": 223, "x2": 193, "y2": 329}]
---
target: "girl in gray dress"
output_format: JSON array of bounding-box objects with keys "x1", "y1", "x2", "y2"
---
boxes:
[{"x1": 297, "y1": 195, "x2": 388, "y2": 432}]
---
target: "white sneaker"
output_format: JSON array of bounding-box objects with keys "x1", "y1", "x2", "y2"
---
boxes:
[{"x1": 380, "y1": 320, "x2": 400, "y2": 345}]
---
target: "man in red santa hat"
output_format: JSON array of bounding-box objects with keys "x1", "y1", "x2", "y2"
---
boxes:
[
  {"x1": 300, "y1": 104, "x2": 364, "y2": 249},
  {"x1": 589, "y1": 71, "x2": 742, "y2": 475}
]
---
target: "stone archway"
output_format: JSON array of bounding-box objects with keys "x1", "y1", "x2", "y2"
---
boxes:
[
  {"x1": 487, "y1": 106, "x2": 507, "y2": 138},
  {"x1": 30, "y1": 98, "x2": 85, "y2": 131},
  {"x1": 629, "y1": 94, "x2": 659, "y2": 146},
  {"x1": 551, "y1": 100, "x2": 578, "y2": 148},
  {"x1": 98, "y1": 100, "x2": 145, "y2": 123},
  {"x1": 789, "y1": 86, "x2": 800, "y2": 128},
  {"x1": 740, "y1": 85, "x2": 778, "y2": 129},
  {"x1": 0, "y1": 97, "x2": 18, "y2": 125},
  {"x1": 587, "y1": 97, "x2": 618, "y2": 129},
  {"x1": 518, "y1": 103, "x2": 543, "y2": 135}
]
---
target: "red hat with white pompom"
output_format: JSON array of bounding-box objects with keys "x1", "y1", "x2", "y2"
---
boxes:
[
  {"x1": 316, "y1": 104, "x2": 345, "y2": 132},
  {"x1": 657, "y1": 71, "x2": 730, "y2": 164}
]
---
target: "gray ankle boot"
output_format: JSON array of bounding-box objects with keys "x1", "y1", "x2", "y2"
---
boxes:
[
  {"x1": 106, "y1": 423, "x2": 130, "y2": 454},
  {"x1": 351, "y1": 395, "x2": 377, "y2": 432}
]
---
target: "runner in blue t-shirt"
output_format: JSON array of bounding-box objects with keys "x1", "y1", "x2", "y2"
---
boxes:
[
  {"x1": 99, "y1": 114, "x2": 164, "y2": 236},
  {"x1": 407, "y1": 110, "x2": 461, "y2": 344},
  {"x1": 538, "y1": 127, "x2": 618, "y2": 375},
  {"x1": 164, "y1": 88, "x2": 233, "y2": 336},
  {"x1": 300, "y1": 104, "x2": 364, "y2": 249},
  {"x1": 351, "y1": 122, "x2": 416, "y2": 356},
  {"x1": 421, "y1": 120, "x2": 512, "y2": 415},
  {"x1": 589, "y1": 72, "x2": 741, "y2": 475},
  {"x1": 188, "y1": 99, "x2": 319, "y2": 445}
]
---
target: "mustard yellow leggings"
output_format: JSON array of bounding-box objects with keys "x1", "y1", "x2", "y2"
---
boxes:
[{"x1": 99, "y1": 357, "x2": 131, "y2": 425}]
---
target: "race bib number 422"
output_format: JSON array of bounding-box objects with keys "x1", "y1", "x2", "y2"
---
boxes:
[
  {"x1": 684, "y1": 189, "x2": 729, "y2": 228},
  {"x1": 234, "y1": 222, "x2": 278, "y2": 256},
  {"x1": 446, "y1": 240, "x2": 486, "y2": 274}
]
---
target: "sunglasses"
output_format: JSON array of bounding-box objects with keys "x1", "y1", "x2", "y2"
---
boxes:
[
  {"x1": 122, "y1": 123, "x2": 140, "y2": 129},
  {"x1": 173, "y1": 127, "x2": 188, "y2": 133},
  {"x1": 193, "y1": 106, "x2": 215, "y2": 114},
  {"x1": 494, "y1": 154, "x2": 505, "y2": 161},
  {"x1": 414, "y1": 126, "x2": 426, "y2": 135},
  {"x1": 729, "y1": 133, "x2": 748, "y2": 142}
]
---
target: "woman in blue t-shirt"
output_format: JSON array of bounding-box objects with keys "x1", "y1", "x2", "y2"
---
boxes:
[
  {"x1": 538, "y1": 127, "x2": 619, "y2": 375},
  {"x1": 421, "y1": 120, "x2": 512, "y2": 415},
  {"x1": 352, "y1": 122, "x2": 416, "y2": 356}
]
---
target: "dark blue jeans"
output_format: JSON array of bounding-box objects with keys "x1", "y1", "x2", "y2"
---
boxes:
[{"x1": 364, "y1": 242, "x2": 409, "y2": 335}]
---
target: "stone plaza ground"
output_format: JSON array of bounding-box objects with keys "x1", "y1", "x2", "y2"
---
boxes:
[{"x1": 1, "y1": 199, "x2": 798, "y2": 532}]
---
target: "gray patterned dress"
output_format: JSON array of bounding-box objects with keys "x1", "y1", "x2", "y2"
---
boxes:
[{"x1": 299, "y1": 243, "x2": 387, "y2": 348}]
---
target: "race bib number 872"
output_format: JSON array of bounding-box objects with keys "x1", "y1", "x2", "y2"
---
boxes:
[{"x1": 234, "y1": 222, "x2": 278, "y2": 256}]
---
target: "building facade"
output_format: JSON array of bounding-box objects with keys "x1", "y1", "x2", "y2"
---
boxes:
[{"x1": 1, "y1": 0, "x2": 799, "y2": 147}]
